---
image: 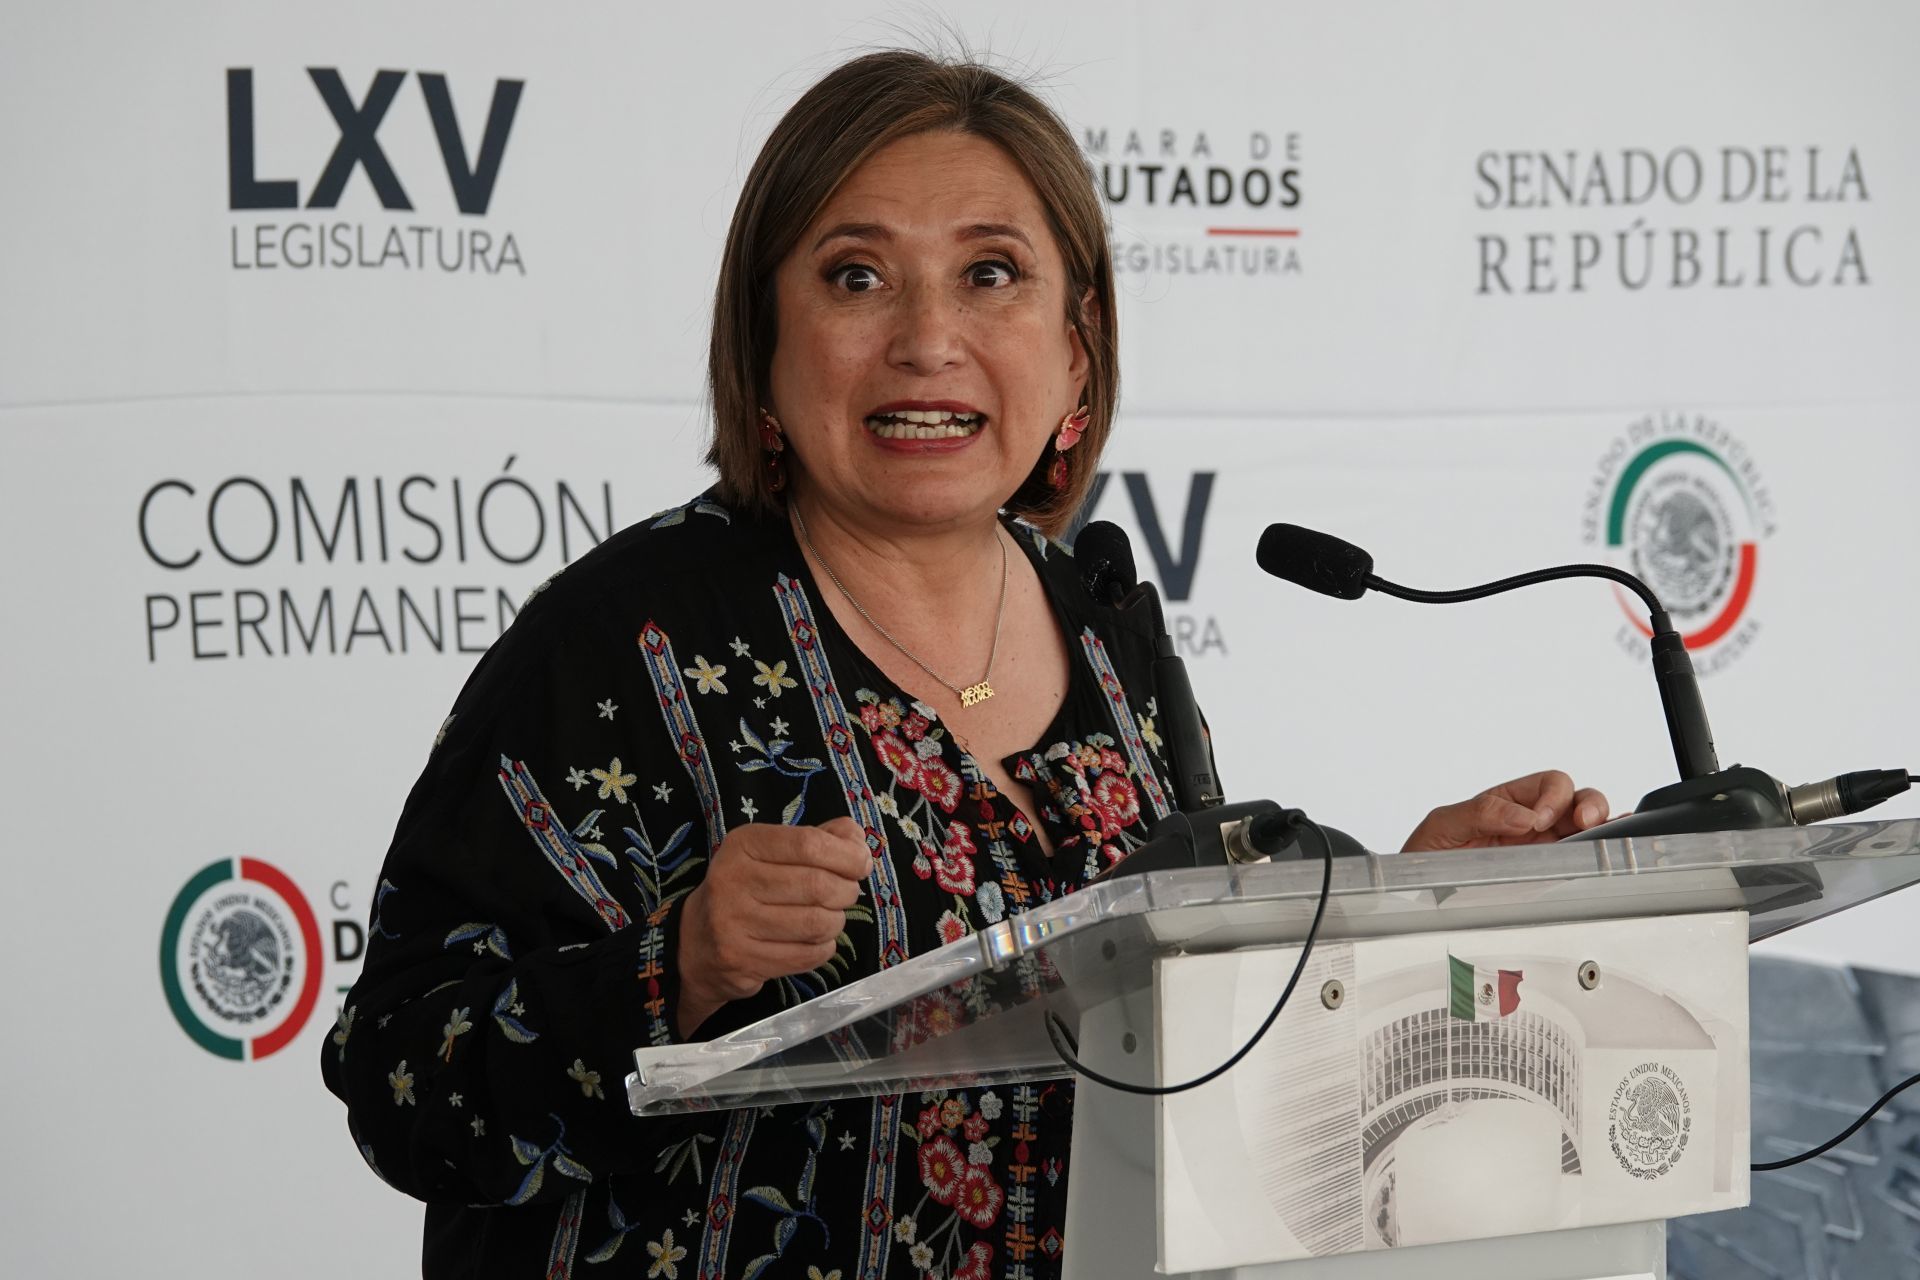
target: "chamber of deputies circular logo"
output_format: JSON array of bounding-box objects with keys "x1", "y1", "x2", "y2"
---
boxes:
[
  {"x1": 160, "y1": 858, "x2": 322, "y2": 1060},
  {"x1": 1586, "y1": 414, "x2": 1775, "y2": 672}
]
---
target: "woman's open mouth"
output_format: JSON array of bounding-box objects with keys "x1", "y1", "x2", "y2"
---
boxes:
[{"x1": 862, "y1": 407, "x2": 986, "y2": 441}]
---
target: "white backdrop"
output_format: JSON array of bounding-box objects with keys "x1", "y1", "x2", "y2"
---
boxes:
[{"x1": 4, "y1": 2, "x2": 1917, "y2": 1274}]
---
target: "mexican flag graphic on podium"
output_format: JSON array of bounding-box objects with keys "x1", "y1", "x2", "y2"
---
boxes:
[{"x1": 1449, "y1": 954, "x2": 1523, "y2": 1020}]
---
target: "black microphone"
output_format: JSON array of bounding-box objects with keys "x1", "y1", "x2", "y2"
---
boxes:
[
  {"x1": 1254, "y1": 522, "x2": 1810, "y2": 838},
  {"x1": 1255, "y1": 522, "x2": 1372, "y2": 600},
  {"x1": 1075, "y1": 519, "x2": 1136, "y2": 609},
  {"x1": 1075, "y1": 521, "x2": 1220, "y2": 810}
]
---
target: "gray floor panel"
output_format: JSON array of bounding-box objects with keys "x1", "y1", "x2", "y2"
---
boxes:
[{"x1": 1670, "y1": 957, "x2": 1920, "y2": 1279}]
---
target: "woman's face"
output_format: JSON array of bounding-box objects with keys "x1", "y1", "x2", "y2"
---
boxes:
[{"x1": 767, "y1": 130, "x2": 1089, "y2": 535}]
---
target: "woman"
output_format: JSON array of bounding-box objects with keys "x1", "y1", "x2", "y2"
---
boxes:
[{"x1": 323, "y1": 50, "x2": 1607, "y2": 1279}]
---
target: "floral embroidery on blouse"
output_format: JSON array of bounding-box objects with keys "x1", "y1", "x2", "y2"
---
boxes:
[{"x1": 322, "y1": 494, "x2": 1179, "y2": 1280}]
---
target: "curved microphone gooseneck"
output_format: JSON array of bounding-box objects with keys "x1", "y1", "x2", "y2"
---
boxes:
[
  {"x1": 1254, "y1": 523, "x2": 1913, "y2": 836},
  {"x1": 1254, "y1": 523, "x2": 1719, "y2": 785}
]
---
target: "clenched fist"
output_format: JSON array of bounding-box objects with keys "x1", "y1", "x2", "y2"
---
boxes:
[{"x1": 675, "y1": 816, "x2": 870, "y2": 1037}]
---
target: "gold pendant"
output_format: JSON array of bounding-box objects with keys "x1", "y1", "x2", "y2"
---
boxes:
[{"x1": 959, "y1": 681, "x2": 995, "y2": 707}]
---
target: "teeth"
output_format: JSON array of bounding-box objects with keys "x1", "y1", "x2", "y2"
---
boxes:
[
  {"x1": 869, "y1": 409, "x2": 980, "y2": 423},
  {"x1": 863, "y1": 409, "x2": 985, "y2": 441},
  {"x1": 866, "y1": 421, "x2": 982, "y2": 440}
]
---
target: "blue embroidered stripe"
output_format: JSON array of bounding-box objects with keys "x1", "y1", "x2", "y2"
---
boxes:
[
  {"x1": 772, "y1": 573, "x2": 907, "y2": 1280},
  {"x1": 636, "y1": 620, "x2": 727, "y2": 855},
  {"x1": 771, "y1": 576, "x2": 909, "y2": 965},
  {"x1": 496, "y1": 757, "x2": 630, "y2": 932},
  {"x1": 861, "y1": 1094, "x2": 904, "y2": 1280},
  {"x1": 695, "y1": 1110, "x2": 757, "y2": 1280},
  {"x1": 1076, "y1": 627, "x2": 1172, "y2": 822},
  {"x1": 544, "y1": 1188, "x2": 586, "y2": 1280}
]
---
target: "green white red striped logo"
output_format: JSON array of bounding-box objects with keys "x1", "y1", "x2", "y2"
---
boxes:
[
  {"x1": 1603, "y1": 437, "x2": 1760, "y2": 651},
  {"x1": 159, "y1": 858, "x2": 322, "y2": 1061}
]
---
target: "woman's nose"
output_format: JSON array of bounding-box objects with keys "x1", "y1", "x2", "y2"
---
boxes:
[{"x1": 886, "y1": 282, "x2": 965, "y2": 374}]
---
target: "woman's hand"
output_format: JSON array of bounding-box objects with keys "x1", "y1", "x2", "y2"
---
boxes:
[
  {"x1": 676, "y1": 816, "x2": 871, "y2": 1037},
  {"x1": 1401, "y1": 770, "x2": 1609, "y2": 852}
]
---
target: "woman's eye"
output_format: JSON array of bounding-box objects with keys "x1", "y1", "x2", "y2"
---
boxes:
[
  {"x1": 830, "y1": 263, "x2": 883, "y2": 293},
  {"x1": 968, "y1": 260, "x2": 1018, "y2": 288}
]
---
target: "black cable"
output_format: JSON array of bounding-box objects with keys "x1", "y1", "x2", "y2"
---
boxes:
[
  {"x1": 1753, "y1": 1068, "x2": 1920, "y2": 1171},
  {"x1": 1041, "y1": 813, "x2": 1335, "y2": 1096}
]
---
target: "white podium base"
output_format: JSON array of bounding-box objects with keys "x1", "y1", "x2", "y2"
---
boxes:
[
  {"x1": 1067, "y1": 1059, "x2": 1664, "y2": 1279},
  {"x1": 1058, "y1": 915, "x2": 1745, "y2": 1278}
]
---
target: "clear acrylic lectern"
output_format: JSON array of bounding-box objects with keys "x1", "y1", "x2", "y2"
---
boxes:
[{"x1": 629, "y1": 819, "x2": 1920, "y2": 1279}]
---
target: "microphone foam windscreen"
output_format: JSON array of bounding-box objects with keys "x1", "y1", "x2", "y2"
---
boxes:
[
  {"x1": 1255, "y1": 523, "x2": 1373, "y2": 600},
  {"x1": 1074, "y1": 520, "x2": 1137, "y2": 603}
]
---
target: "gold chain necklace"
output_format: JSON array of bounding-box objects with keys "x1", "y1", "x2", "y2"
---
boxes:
[{"x1": 791, "y1": 505, "x2": 1008, "y2": 707}]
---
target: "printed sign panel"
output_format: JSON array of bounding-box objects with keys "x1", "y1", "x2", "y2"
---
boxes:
[
  {"x1": 1156, "y1": 913, "x2": 1749, "y2": 1269},
  {"x1": 1, "y1": 1, "x2": 1916, "y2": 1276}
]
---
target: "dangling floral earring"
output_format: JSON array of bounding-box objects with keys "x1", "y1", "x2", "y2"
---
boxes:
[
  {"x1": 758, "y1": 408, "x2": 788, "y2": 496},
  {"x1": 1048, "y1": 405, "x2": 1091, "y2": 490}
]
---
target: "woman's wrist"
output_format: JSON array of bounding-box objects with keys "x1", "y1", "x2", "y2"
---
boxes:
[{"x1": 674, "y1": 886, "x2": 725, "y2": 1037}]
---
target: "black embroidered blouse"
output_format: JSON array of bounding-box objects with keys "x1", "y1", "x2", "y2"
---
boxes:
[{"x1": 322, "y1": 492, "x2": 1180, "y2": 1280}]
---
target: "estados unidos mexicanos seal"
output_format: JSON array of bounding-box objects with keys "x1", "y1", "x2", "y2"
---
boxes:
[
  {"x1": 190, "y1": 890, "x2": 295, "y2": 1023},
  {"x1": 1608, "y1": 1061, "x2": 1693, "y2": 1179}
]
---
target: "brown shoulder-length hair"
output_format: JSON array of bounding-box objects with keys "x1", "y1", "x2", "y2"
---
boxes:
[{"x1": 705, "y1": 50, "x2": 1117, "y2": 537}]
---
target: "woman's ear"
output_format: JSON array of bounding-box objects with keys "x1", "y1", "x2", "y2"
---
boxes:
[{"x1": 1067, "y1": 286, "x2": 1098, "y2": 392}]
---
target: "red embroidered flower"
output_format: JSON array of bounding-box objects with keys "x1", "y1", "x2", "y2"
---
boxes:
[
  {"x1": 914, "y1": 991, "x2": 964, "y2": 1044},
  {"x1": 954, "y1": 1164, "x2": 1005, "y2": 1228},
  {"x1": 919, "y1": 1135, "x2": 964, "y2": 1205},
  {"x1": 859, "y1": 704, "x2": 884, "y2": 732},
  {"x1": 873, "y1": 731, "x2": 919, "y2": 786},
  {"x1": 1092, "y1": 773, "x2": 1141, "y2": 828},
  {"x1": 932, "y1": 852, "x2": 976, "y2": 896},
  {"x1": 916, "y1": 1107, "x2": 942, "y2": 1140},
  {"x1": 903, "y1": 711, "x2": 930, "y2": 742},
  {"x1": 931, "y1": 823, "x2": 978, "y2": 894},
  {"x1": 916, "y1": 758, "x2": 962, "y2": 812},
  {"x1": 934, "y1": 909, "x2": 969, "y2": 946},
  {"x1": 953, "y1": 1241, "x2": 994, "y2": 1280},
  {"x1": 962, "y1": 1111, "x2": 988, "y2": 1142},
  {"x1": 1098, "y1": 747, "x2": 1128, "y2": 774}
]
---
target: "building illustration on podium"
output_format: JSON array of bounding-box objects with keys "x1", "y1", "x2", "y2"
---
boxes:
[{"x1": 1227, "y1": 951, "x2": 1728, "y2": 1255}]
